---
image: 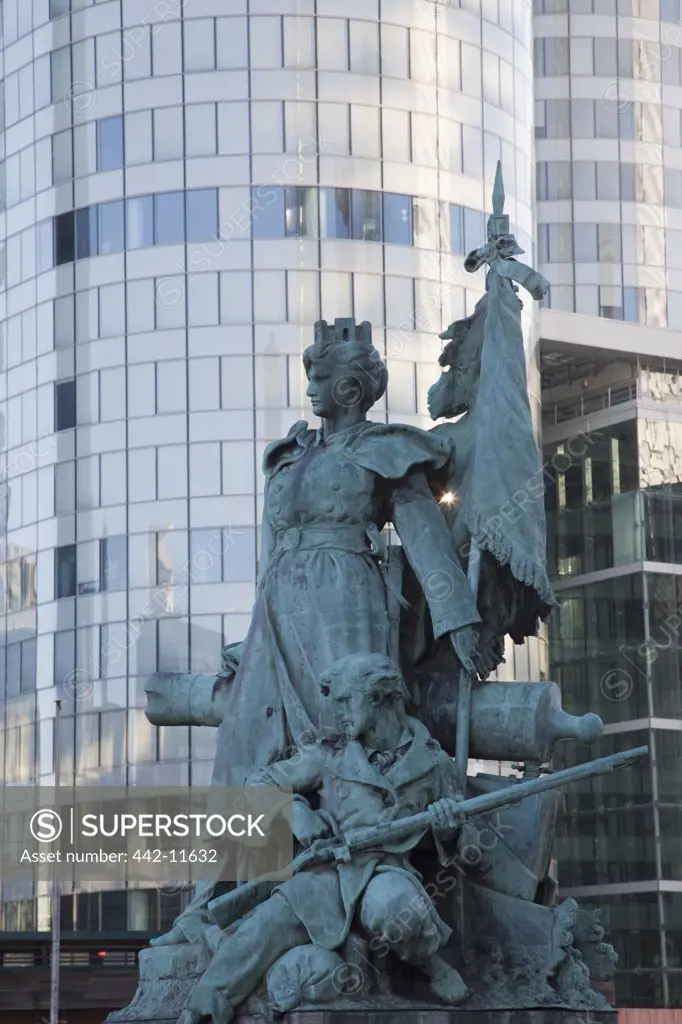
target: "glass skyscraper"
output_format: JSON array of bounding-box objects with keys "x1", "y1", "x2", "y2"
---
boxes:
[
  {"x1": 0, "y1": 0, "x2": 542, "y2": 951},
  {"x1": 536, "y1": 0, "x2": 682, "y2": 1010}
]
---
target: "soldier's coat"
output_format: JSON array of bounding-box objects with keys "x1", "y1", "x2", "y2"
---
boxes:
[{"x1": 248, "y1": 715, "x2": 457, "y2": 949}]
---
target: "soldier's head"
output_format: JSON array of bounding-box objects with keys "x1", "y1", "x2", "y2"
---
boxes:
[{"x1": 319, "y1": 653, "x2": 409, "y2": 740}]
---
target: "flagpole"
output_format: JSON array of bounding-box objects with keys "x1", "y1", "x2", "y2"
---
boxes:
[
  {"x1": 50, "y1": 699, "x2": 62, "y2": 1024},
  {"x1": 453, "y1": 543, "x2": 481, "y2": 795}
]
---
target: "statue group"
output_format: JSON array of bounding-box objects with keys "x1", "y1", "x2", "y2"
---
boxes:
[{"x1": 108, "y1": 167, "x2": 646, "y2": 1024}]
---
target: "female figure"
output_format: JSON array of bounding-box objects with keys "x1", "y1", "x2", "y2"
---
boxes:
[{"x1": 155, "y1": 318, "x2": 479, "y2": 944}]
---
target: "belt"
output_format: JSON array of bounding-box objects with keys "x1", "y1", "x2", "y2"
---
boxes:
[{"x1": 274, "y1": 524, "x2": 386, "y2": 558}]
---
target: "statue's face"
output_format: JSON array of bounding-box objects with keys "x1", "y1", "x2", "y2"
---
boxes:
[
  {"x1": 331, "y1": 683, "x2": 376, "y2": 741},
  {"x1": 306, "y1": 361, "x2": 367, "y2": 419},
  {"x1": 306, "y1": 364, "x2": 335, "y2": 418}
]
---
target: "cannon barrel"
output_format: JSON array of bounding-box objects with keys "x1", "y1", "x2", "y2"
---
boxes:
[
  {"x1": 146, "y1": 672, "x2": 605, "y2": 765},
  {"x1": 144, "y1": 672, "x2": 229, "y2": 727},
  {"x1": 423, "y1": 676, "x2": 603, "y2": 763}
]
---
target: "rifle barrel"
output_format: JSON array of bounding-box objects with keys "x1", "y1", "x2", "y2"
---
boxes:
[{"x1": 341, "y1": 745, "x2": 649, "y2": 856}]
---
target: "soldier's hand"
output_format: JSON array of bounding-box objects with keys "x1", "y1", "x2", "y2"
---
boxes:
[
  {"x1": 449, "y1": 626, "x2": 478, "y2": 676},
  {"x1": 428, "y1": 798, "x2": 461, "y2": 836}
]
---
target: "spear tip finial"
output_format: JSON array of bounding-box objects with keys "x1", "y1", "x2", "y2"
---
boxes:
[{"x1": 492, "y1": 160, "x2": 505, "y2": 217}]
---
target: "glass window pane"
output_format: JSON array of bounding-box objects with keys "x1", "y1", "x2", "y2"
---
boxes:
[
  {"x1": 21, "y1": 639, "x2": 36, "y2": 692},
  {"x1": 186, "y1": 188, "x2": 218, "y2": 243},
  {"x1": 56, "y1": 379, "x2": 76, "y2": 431},
  {"x1": 598, "y1": 223, "x2": 622, "y2": 262},
  {"x1": 574, "y1": 223, "x2": 598, "y2": 261},
  {"x1": 126, "y1": 196, "x2": 154, "y2": 249},
  {"x1": 55, "y1": 631, "x2": 75, "y2": 691},
  {"x1": 594, "y1": 38, "x2": 618, "y2": 77},
  {"x1": 351, "y1": 190, "x2": 382, "y2": 242},
  {"x1": 572, "y1": 162, "x2": 596, "y2": 200},
  {"x1": 56, "y1": 545, "x2": 77, "y2": 599},
  {"x1": 38, "y1": 220, "x2": 54, "y2": 271},
  {"x1": 451, "y1": 205, "x2": 464, "y2": 252},
  {"x1": 54, "y1": 211, "x2": 75, "y2": 265},
  {"x1": 155, "y1": 192, "x2": 185, "y2": 245},
  {"x1": 464, "y1": 207, "x2": 485, "y2": 252},
  {"x1": 546, "y1": 37, "x2": 569, "y2": 75},
  {"x1": 184, "y1": 18, "x2": 216, "y2": 72},
  {"x1": 101, "y1": 535, "x2": 127, "y2": 592},
  {"x1": 571, "y1": 98, "x2": 595, "y2": 138},
  {"x1": 190, "y1": 530, "x2": 222, "y2": 584},
  {"x1": 7, "y1": 644, "x2": 21, "y2": 698},
  {"x1": 222, "y1": 527, "x2": 256, "y2": 582},
  {"x1": 284, "y1": 186, "x2": 318, "y2": 238},
  {"x1": 76, "y1": 206, "x2": 98, "y2": 260},
  {"x1": 349, "y1": 20, "x2": 379, "y2": 75},
  {"x1": 597, "y1": 162, "x2": 620, "y2": 200},
  {"x1": 383, "y1": 193, "x2": 413, "y2": 246},
  {"x1": 8, "y1": 561, "x2": 21, "y2": 611},
  {"x1": 22, "y1": 557, "x2": 37, "y2": 609},
  {"x1": 547, "y1": 99, "x2": 571, "y2": 137},
  {"x1": 97, "y1": 116, "x2": 124, "y2": 172},
  {"x1": 620, "y1": 163, "x2": 636, "y2": 200},
  {"x1": 547, "y1": 161, "x2": 572, "y2": 199},
  {"x1": 619, "y1": 104, "x2": 635, "y2": 139},
  {"x1": 98, "y1": 200, "x2": 124, "y2": 254},
  {"x1": 623, "y1": 286, "x2": 641, "y2": 322},
  {"x1": 666, "y1": 168, "x2": 682, "y2": 208},
  {"x1": 549, "y1": 223, "x2": 574, "y2": 261},
  {"x1": 320, "y1": 188, "x2": 351, "y2": 240},
  {"x1": 251, "y1": 186, "x2": 285, "y2": 238}
]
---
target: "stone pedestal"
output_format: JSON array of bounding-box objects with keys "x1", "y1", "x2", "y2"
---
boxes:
[
  {"x1": 108, "y1": 1010, "x2": 616, "y2": 1024},
  {"x1": 103, "y1": 942, "x2": 211, "y2": 1023}
]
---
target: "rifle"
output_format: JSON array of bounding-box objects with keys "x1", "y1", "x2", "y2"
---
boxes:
[{"x1": 208, "y1": 745, "x2": 647, "y2": 930}]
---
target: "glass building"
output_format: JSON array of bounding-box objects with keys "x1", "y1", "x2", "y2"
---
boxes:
[
  {"x1": 0, "y1": 0, "x2": 543, "y2": 946},
  {"x1": 542, "y1": 353, "x2": 682, "y2": 1009},
  {"x1": 535, "y1": 0, "x2": 682, "y2": 1011}
]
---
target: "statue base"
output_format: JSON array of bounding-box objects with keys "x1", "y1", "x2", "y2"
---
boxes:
[
  {"x1": 104, "y1": 941, "x2": 213, "y2": 1023},
  {"x1": 106, "y1": 1010, "x2": 616, "y2": 1023}
]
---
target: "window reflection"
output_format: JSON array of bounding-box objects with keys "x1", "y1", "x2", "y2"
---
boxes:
[
  {"x1": 127, "y1": 196, "x2": 154, "y2": 249},
  {"x1": 284, "y1": 186, "x2": 318, "y2": 238},
  {"x1": 76, "y1": 206, "x2": 98, "y2": 260},
  {"x1": 320, "y1": 188, "x2": 351, "y2": 240},
  {"x1": 100, "y1": 536, "x2": 127, "y2": 592},
  {"x1": 351, "y1": 190, "x2": 382, "y2": 242}
]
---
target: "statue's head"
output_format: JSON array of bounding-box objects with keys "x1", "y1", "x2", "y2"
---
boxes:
[
  {"x1": 319, "y1": 653, "x2": 409, "y2": 740},
  {"x1": 304, "y1": 319, "x2": 388, "y2": 420},
  {"x1": 427, "y1": 316, "x2": 483, "y2": 421}
]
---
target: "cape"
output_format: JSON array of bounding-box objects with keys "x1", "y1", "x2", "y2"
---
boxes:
[{"x1": 263, "y1": 420, "x2": 455, "y2": 488}]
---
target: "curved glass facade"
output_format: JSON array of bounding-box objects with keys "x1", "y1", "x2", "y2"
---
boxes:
[
  {"x1": 534, "y1": 0, "x2": 682, "y2": 326},
  {"x1": 0, "y1": 0, "x2": 542, "y2": 935}
]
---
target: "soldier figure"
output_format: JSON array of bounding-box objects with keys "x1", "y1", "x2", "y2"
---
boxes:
[{"x1": 177, "y1": 652, "x2": 469, "y2": 1024}]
